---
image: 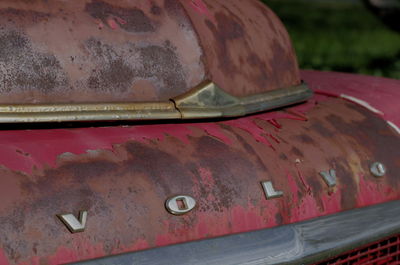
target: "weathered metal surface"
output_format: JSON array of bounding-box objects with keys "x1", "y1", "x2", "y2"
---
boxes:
[
  {"x1": 0, "y1": 90, "x2": 399, "y2": 264},
  {"x1": 172, "y1": 81, "x2": 311, "y2": 119},
  {"x1": 301, "y1": 70, "x2": 400, "y2": 127},
  {"x1": 0, "y1": 0, "x2": 205, "y2": 103},
  {"x1": 0, "y1": 0, "x2": 300, "y2": 105},
  {"x1": 181, "y1": 0, "x2": 301, "y2": 97}
]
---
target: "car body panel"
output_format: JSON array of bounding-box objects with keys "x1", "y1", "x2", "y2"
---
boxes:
[
  {"x1": 0, "y1": 71, "x2": 399, "y2": 265},
  {"x1": 0, "y1": 0, "x2": 299, "y2": 105}
]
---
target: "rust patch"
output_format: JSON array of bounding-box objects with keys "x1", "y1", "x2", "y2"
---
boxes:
[
  {"x1": 180, "y1": 0, "x2": 301, "y2": 96},
  {"x1": 0, "y1": 97, "x2": 399, "y2": 264},
  {"x1": 0, "y1": 30, "x2": 67, "y2": 94},
  {"x1": 326, "y1": 102, "x2": 400, "y2": 189},
  {"x1": 85, "y1": 38, "x2": 186, "y2": 97},
  {"x1": 246, "y1": 52, "x2": 269, "y2": 90},
  {"x1": 150, "y1": 2, "x2": 162, "y2": 16},
  {"x1": 205, "y1": 12, "x2": 245, "y2": 76},
  {"x1": 139, "y1": 42, "x2": 187, "y2": 99},
  {"x1": 85, "y1": 0, "x2": 156, "y2": 33},
  {"x1": 275, "y1": 212, "x2": 283, "y2": 225},
  {"x1": 307, "y1": 173, "x2": 324, "y2": 210},
  {"x1": 0, "y1": 8, "x2": 50, "y2": 25},
  {"x1": 164, "y1": 0, "x2": 182, "y2": 17},
  {"x1": 329, "y1": 156, "x2": 358, "y2": 210},
  {"x1": 291, "y1": 147, "x2": 304, "y2": 158},
  {"x1": 279, "y1": 153, "x2": 289, "y2": 161},
  {"x1": 0, "y1": 0, "x2": 206, "y2": 103},
  {"x1": 192, "y1": 135, "x2": 250, "y2": 211},
  {"x1": 0, "y1": 131, "x2": 268, "y2": 263},
  {"x1": 269, "y1": 39, "x2": 299, "y2": 89},
  {"x1": 294, "y1": 134, "x2": 316, "y2": 145},
  {"x1": 310, "y1": 119, "x2": 335, "y2": 138}
]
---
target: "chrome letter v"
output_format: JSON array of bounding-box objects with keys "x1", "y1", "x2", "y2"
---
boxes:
[{"x1": 57, "y1": 211, "x2": 88, "y2": 233}]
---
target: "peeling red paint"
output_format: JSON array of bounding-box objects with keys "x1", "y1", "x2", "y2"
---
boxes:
[
  {"x1": 267, "y1": 119, "x2": 282, "y2": 129},
  {"x1": 268, "y1": 133, "x2": 281, "y2": 144},
  {"x1": 106, "y1": 17, "x2": 119, "y2": 29},
  {"x1": 285, "y1": 109, "x2": 308, "y2": 121},
  {"x1": 290, "y1": 194, "x2": 321, "y2": 223},
  {"x1": 0, "y1": 251, "x2": 10, "y2": 265},
  {"x1": 189, "y1": 0, "x2": 210, "y2": 16},
  {"x1": 0, "y1": 124, "x2": 193, "y2": 174},
  {"x1": 198, "y1": 167, "x2": 215, "y2": 186},
  {"x1": 193, "y1": 124, "x2": 233, "y2": 145},
  {"x1": 295, "y1": 165, "x2": 312, "y2": 193},
  {"x1": 47, "y1": 243, "x2": 105, "y2": 265},
  {"x1": 356, "y1": 173, "x2": 398, "y2": 207},
  {"x1": 0, "y1": 1, "x2": 398, "y2": 264},
  {"x1": 224, "y1": 118, "x2": 274, "y2": 147},
  {"x1": 231, "y1": 204, "x2": 272, "y2": 233},
  {"x1": 320, "y1": 190, "x2": 342, "y2": 215},
  {"x1": 0, "y1": 87, "x2": 399, "y2": 264}
]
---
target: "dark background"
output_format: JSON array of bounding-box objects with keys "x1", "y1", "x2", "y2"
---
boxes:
[{"x1": 262, "y1": 0, "x2": 400, "y2": 79}]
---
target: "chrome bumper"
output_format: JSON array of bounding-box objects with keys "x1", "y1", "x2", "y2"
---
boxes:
[{"x1": 71, "y1": 200, "x2": 400, "y2": 265}]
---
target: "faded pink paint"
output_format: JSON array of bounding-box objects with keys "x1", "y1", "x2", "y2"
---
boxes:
[
  {"x1": 286, "y1": 173, "x2": 300, "y2": 203},
  {"x1": 198, "y1": 167, "x2": 215, "y2": 186},
  {"x1": 189, "y1": 0, "x2": 210, "y2": 16},
  {"x1": 302, "y1": 70, "x2": 400, "y2": 127},
  {"x1": 0, "y1": 125, "x2": 192, "y2": 174},
  {"x1": 0, "y1": 91, "x2": 322, "y2": 175},
  {"x1": 8, "y1": 170, "x2": 400, "y2": 265},
  {"x1": 193, "y1": 123, "x2": 233, "y2": 144},
  {"x1": 268, "y1": 133, "x2": 280, "y2": 144},
  {"x1": 115, "y1": 17, "x2": 127, "y2": 25},
  {"x1": 117, "y1": 239, "x2": 150, "y2": 255},
  {"x1": 320, "y1": 189, "x2": 342, "y2": 215},
  {"x1": 356, "y1": 173, "x2": 400, "y2": 207},
  {"x1": 230, "y1": 204, "x2": 274, "y2": 233},
  {"x1": 224, "y1": 118, "x2": 273, "y2": 147},
  {"x1": 106, "y1": 17, "x2": 119, "y2": 30},
  {"x1": 267, "y1": 119, "x2": 282, "y2": 129},
  {"x1": 1, "y1": 71, "x2": 400, "y2": 264},
  {"x1": 284, "y1": 109, "x2": 308, "y2": 121},
  {"x1": 289, "y1": 192, "x2": 321, "y2": 223},
  {"x1": 196, "y1": 220, "x2": 209, "y2": 236},
  {"x1": 34, "y1": 240, "x2": 106, "y2": 265},
  {"x1": 155, "y1": 204, "x2": 279, "y2": 251},
  {"x1": 0, "y1": 251, "x2": 10, "y2": 265},
  {"x1": 94, "y1": 19, "x2": 105, "y2": 29},
  {"x1": 295, "y1": 164, "x2": 311, "y2": 193}
]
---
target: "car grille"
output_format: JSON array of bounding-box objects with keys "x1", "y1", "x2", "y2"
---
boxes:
[{"x1": 316, "y1": 235, "x2": 400, "y2": 265}]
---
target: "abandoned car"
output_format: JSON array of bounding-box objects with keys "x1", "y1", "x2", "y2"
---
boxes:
[{"x1": 0, "y1": 0, "x2": 399, "y2": 264}]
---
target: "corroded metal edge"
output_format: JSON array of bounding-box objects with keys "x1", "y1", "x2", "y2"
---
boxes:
[
  {"x1": 173, "y1": 81, "x2": 312, "y2": 119},
  {"x1": 70, "y1": 200, "x2": 400, "y2": 265},
  {"x1": 0, "y1": 82, "x2": 312, "y2": 123}
]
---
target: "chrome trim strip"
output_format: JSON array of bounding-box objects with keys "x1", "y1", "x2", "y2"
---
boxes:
[
  {"x1": 0, "y1": 102, "x2": 181, "y2": 123},
  {"x1": 71, "y1": 200, "x2": 400, "y2": 265},
  {"x1": 173, "y1": 81, "x2": 312, "y2": 119},
  {"x1": 0, "y1": 82, "x2": 312, "y2": 123}
]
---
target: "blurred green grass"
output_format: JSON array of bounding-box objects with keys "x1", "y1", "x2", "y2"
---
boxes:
[{"x1": 262, "y1": 0, "x2": 400, "y2": 79}]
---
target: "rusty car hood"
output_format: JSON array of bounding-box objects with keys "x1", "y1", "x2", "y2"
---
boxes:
[
  {"x1": 0, "y1": 0, "x2": 311, "y2": 123},
  {"x1": 0, "y1": 71, "x2": 399, "y2": 265}
]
